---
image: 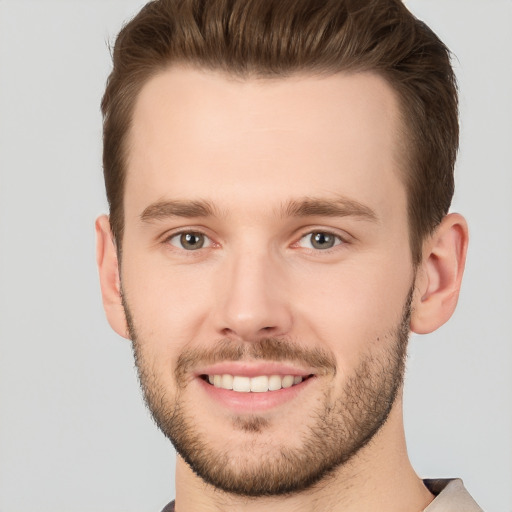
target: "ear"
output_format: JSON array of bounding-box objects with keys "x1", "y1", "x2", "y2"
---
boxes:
[
  {"x1": 410, "y1": 213, "x2": 469, "y2": 334},
  {"x1": 95, "y1": 215, "x2": 130, "y2": 339}
]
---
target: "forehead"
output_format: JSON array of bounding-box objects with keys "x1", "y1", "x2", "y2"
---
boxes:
[{"x1": 125, "y1": 67, "x2": 405, "y2": 219}]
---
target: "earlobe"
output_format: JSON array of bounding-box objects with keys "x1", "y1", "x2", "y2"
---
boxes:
[
  {"x1": 95, "y1": 215, "x2": 130, "y2": 339},
  {"x1": 410, "y1": 213, "x2": 469, "y2": 335}
]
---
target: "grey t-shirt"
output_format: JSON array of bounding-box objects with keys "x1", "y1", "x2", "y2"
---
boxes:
[
  {"x1": 161, "y1": 478, "x2": 482, "y2": 511},
  {"x1": 423, "y1": 479, "x2": 483, "y2": 511}
]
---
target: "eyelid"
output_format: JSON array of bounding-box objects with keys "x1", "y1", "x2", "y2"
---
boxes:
[
  {"x1": 169, "y1": 232, "x2": 211, "y2": 249},
  {"x1": 160, "y1": 227, "x2": 218, "y2": 250},
  {"x1": 292, "y1": 227, "x2": 351, "y2": 250},
  {"x1": 158, "y1": 225, "x2": 351, "y2": 251}
]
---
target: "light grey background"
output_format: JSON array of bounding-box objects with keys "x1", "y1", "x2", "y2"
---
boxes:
[{"x1": 0, "y1": 1, "x2": 510, "y2": 511}]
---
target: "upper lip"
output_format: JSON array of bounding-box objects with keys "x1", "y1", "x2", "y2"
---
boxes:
[{"x1": 195, "y1": 361, "x2": 316, "y2": 378}]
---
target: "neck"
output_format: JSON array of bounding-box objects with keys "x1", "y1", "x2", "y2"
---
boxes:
[{"x1": 173, "y1": 399, "x2": 434, "y2": 512}]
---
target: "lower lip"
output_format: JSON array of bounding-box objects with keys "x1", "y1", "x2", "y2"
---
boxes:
[{"x1": 197, "y1": 376, "x2": 314, "y2": 412}]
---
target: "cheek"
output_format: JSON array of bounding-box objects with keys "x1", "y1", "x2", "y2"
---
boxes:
[
  {"x1": 120, "y1": 252, "x2": 217, "y2": 349},
  {"x1": 290, "y1": 255, "x2": 413, "y2": 362}
]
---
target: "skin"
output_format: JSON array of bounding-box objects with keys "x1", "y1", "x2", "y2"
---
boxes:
[{"x1": 96, "y1": 68, "x2": 468, "y2": 512}]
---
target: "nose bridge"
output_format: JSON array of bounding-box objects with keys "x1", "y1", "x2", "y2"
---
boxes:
[{"x1": 215, "y1": 243, "x2": 291, "y2": 340}]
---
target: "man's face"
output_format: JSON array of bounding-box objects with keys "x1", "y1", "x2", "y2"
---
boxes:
[{"x1": 120, "y1": 68, "x2": 416, "y2": 495}]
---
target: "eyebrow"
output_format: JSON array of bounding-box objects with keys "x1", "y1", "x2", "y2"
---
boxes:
[
  {"x1": 140, "y1": 196, "x2": 378, "y2": 223},
  {"x1": 281, "y1": 197, "x2": 378, "y2": 222},
  {"x1": 140, "y1": 199, "x2": 218, "y2": 222}
]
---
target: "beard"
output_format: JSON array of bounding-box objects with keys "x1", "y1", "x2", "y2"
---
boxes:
[{"x1": 124, "y1": 287, "x2": 412, "y2": 497}]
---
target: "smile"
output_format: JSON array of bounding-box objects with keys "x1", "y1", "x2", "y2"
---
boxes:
[{"x1": 205, "y1": 374, "x2": 307, "y2": 392}]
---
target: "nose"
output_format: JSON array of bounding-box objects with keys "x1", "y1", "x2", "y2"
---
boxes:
[{"x1": 213, "y1": 248, "x2": 293, "y2": 342}]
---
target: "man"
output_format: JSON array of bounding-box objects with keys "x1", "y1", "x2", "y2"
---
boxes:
[{"x1": 95, "y1": 0, "x2": 481, "y2": 510}]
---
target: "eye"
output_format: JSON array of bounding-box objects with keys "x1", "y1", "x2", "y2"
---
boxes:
[
  {"x1": 298, "y1": 231, "x2": 342, "y2": 250},
  {"x1": 168, "y1": 232, "x2": 211, "y2": 250}
]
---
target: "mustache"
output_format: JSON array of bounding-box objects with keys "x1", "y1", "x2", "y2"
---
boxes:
[{"x1": 175, "y1": 337, "x2": 337, "y2": 379}]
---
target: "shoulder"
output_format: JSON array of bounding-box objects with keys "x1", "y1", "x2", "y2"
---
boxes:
[
  {"x1": 423, "y1": 479, "x2": 483, "y2": 511},
  {"x1": 160, "y1": 500, "x2": 175, "y2": 512}
]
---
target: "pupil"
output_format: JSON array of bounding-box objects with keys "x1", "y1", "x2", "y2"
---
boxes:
[
  {"x1": 312, "y1": 232, "x2": 334, "y2": 249},
  {"x1": 181, "y1": 233, "x2": 204, "y2": 250}
]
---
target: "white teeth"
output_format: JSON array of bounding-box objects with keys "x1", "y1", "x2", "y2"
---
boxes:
[
  {"x1": 207, "y1": 374, "x2": 304, "y2": 392},
  {"x1": 221, "y1": 374, "x2": 234, "y2": 390},
  {"x1": 268, "y1": 375, "x2": 282, "y2": 391},
  {"x1": 282, "y1": 375, "x2": 294, "y2": 388},
  {"x1": 250, "y1": 375, "x2": 269, "y2": 393},
  {"x1": 232, "y1": 376, "x2": 250, "y2": 392}
]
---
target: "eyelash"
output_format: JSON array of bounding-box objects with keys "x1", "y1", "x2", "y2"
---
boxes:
[
  {"x1": 164, "y1": 230, "x2": 214, "y2": 251},
  {"x1": 162, "y1": 228, "x2": 348, "y2": 254},
  {"x1": 293, "y1": 230, "x2": 347, "y2": 252}
]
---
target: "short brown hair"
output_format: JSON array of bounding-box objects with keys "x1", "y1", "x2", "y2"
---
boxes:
[{"x1": 102, "y1": 0, "x2": 458, "y2": 265}]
